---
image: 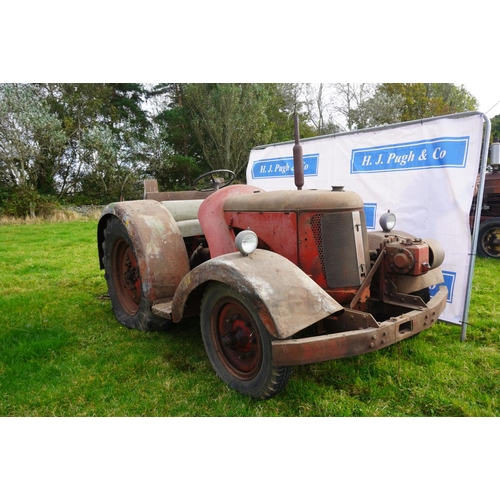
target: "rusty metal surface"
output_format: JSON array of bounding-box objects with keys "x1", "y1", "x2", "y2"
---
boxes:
[
  {"x1": 198, "y1": 184, "x2": 262, "y2": 258},
  {"x1": 145, "y1": 191, "x2": 211, "y2": 202},
  {"x1": 143, "y1": 179, "x2": 159, "y2": 197},
  {"x1": 386, "y1": 240, "x2": 430, "y2": 276},
  {"x1": 223, "y1": 189, "x2": 364, "y2": 213},
  {"x1": 367, "y1": 230, "x2": 415, "y2": 251},
  {"x1": 171, "y1": 249, "x2": 343, "y2": 339},
  {"x1": 395, "y1": 267, "x2": 444, "y2": 295},
  {"x1": 350, "y1": 247, "x2": 385, "y2": 309},
  {"x1": 471, "y1": 171, "x2": 500, "y2": 222},
  {"x1": 98, "y1": 200, "x2": 190, "y2": 305},
  {"x1": 271, "y1": 286, "x2": 448, "y2": 366},
  {"x1": 226, "y1": 211, "x2": 299, "y2": 263},
  {"x1": 293, "y1": 114, "x2": 304, "y2": 190}
]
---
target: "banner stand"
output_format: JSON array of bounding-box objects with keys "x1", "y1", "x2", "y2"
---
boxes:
[
  {"x1": 248, "y1": 112, "x2": 491, "y2": 341},
  {"x1": 461, "y1": 114, "x2": 491, "y2": 341}
]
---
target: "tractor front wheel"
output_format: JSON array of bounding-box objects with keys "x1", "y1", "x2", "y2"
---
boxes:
[{"x1": 200, "y1": 282, "x2": 292, "y2": 399}]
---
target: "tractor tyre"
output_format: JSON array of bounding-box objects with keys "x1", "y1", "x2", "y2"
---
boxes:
[
  {"x1": 477, "y1": 218, "x2": 500, "y2": 258},
  {"x1": 200, "y1": 282, "x2": 292, "y2": 400},
  {"x1": 102, "y1": 216, "x2": 171, "y2": 331}
]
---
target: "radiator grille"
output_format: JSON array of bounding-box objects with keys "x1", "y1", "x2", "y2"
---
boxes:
[{"x1": 311, "y1": 213, "x2": 363, "y2": 288}]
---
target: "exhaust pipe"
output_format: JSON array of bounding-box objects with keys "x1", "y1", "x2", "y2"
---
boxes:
[{"x1": 293, "y1": 114, "x2": 304, "y2": 190}]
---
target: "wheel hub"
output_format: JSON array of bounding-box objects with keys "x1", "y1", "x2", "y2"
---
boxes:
[
  {"x1": 113, "y1": 239, "x2": 141, "y2": 315},
  {"x1": 215, "y1": 303, "x2": 262, "y2": 379},
  {"x1": 221, "y1": 317, "x2": 255, "y2": 354},
  {"x1": 123, "y1": 253, "x2": 140, "y2": 298},
  {"x1": 482, "y1": 227, "x2": 500, "y2": 257}
]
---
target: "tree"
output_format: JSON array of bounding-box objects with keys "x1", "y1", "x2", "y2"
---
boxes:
[
  {"x1": 303, "y1": 83, "x2": 342, "y2": 134},
  {"x1": 142, "y1": 83, "x2": 316, "y2": 190},
  {"x1": 354, "y1": 90, "x2": 405, "y2": 129},
  {"x1": 0, "y1": 84, "x2": 66, "y2": 192},
  {"x1": 368, "y1": 83, "x2": 478, "y2": 124},
  {"x1": 181, "y1": 84, "x2": 276, "y2": 179},
  {"x1": 37, "y1": 83, "x2": 114, "y2": 197},
  {"x1": 490, "y1": 114, "x2": 500, "y2": 142},
  {"x1": 30, "y1": 83, "x2": 151, "y2": 201},
  {"x1": 331, "y1": 83, "x2": 377, "y2": 131},
  {"x1": 142, "y1": 83, "x2": 207, "y2": 190},
  {"x1": 77, "y1": 124, "x2": 142, "y2": 203}
]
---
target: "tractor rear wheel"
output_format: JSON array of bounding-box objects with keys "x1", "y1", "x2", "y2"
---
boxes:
[
  {"x1": 102, "y1": 216, "x2": 171, "y2": 331},
  {"x1": 200, "y1": 282, "x2": 292, "y2": 399},
  {"x1": 477, "y1": 218, "x2": 500, "y2": 258}
]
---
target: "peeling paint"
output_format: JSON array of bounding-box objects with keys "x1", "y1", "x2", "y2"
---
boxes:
[{"x1": 171, "y1": 249, "x2": 343, "y2": 339}]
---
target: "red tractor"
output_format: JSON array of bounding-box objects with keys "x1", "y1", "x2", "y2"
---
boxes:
[{"x1": 97, "y1": 135, "x2": 448, "y2": 399}]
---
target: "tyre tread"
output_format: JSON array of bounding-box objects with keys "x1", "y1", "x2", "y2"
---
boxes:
[{"x1": 102, "y1": 216, "x2": 171, "y2": 331}]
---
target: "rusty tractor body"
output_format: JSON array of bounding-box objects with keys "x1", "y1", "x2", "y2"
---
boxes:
[{"x1": 97, "y1": 163, "x2": 448, "y2": 399}]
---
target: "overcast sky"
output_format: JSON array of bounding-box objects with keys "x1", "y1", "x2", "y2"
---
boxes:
[{"x1": 462, "y1": 83, "x2": 500, "y2": 118}]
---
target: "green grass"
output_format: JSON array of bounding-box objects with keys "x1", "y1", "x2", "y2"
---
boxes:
[{"x1": 0, "y1": 220, "x2": 499, "y2": 416}]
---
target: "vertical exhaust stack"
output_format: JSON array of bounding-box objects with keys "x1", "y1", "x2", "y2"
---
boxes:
[{"x1": 293, "y1": 114, "x2": 304, "y2": 190}]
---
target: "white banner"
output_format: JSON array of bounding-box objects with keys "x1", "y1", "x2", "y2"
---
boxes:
[{"x1": 246, "y1": 114, "x2": 484, "y2": 324}]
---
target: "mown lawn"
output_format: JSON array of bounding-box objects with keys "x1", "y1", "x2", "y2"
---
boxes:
[{"x1": 0, "y1": 220, "x2": 499, "y2": 416}]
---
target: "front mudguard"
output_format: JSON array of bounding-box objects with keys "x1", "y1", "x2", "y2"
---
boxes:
[
  {"x1": 97, "y1": 200, "x2": 190, "y2": 305},
  {"x1": 171, "y1": 249, "x2": 343, "y2": 340}
]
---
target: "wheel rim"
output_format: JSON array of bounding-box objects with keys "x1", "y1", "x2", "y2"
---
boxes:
[
  {"x1": 481, "y1": 227, "x2": 500, "y2": 257},
  {"x1": 112, "y1": 238, "x2": 141, "y2": 315},
  {"x1": 211, "y1": 298, "x2": 263, "y2": 380}
]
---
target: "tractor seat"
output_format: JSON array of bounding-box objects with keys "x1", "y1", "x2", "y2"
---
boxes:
[{"x1": 161, "y1": 199, "x2": 204, "y2": 237}]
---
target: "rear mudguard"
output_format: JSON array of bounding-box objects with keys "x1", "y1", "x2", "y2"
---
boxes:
[
  {"x1": 171, "y1": 249, "x2": 344, "y2": 340},
  {"x1": 97, "y1": 200, "x2": 190, "y2": 305}
]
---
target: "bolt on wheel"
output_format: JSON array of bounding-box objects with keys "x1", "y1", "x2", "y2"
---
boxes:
[
  {"x1": 112, "y1": 238, "x2": 141, "y2": 316},
  {"x1": 212, "y1": 300, "x2": 263, "y2": 380},
  {"x1": 478, "y1": 218, "x2": 500, "y2": 258},
  {"x1": 102, "y1": 216, "x2": 171, "y2": 331},
  {"x1": 200, "y1": 282, "x2": 292, "y2": 399}
]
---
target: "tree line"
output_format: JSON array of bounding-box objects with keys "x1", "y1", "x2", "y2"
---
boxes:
[{"x1": 1, "y1": 82, "x2": 494, "y2": 217}]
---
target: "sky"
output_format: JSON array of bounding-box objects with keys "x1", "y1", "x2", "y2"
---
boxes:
[{"x1": 462, "y1": 83, "x2": 500, "y2": 119}]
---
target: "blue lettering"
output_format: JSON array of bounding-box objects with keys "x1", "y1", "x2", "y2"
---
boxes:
[
  {"x1": 252, "y1": 154, "x2": 319, "y2": 179},
  {"x1": 351, "y1": 137, "x2": 469, "y2": 174}
]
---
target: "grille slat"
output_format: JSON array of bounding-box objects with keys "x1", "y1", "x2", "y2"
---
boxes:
[{"x1": 311, "y1": 213, "x2": 363, "y2": 288}]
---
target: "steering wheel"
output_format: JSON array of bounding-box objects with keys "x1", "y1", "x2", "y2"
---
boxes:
[{"x1": 193, "y1": 169, "x2": 236, "y2": 192}]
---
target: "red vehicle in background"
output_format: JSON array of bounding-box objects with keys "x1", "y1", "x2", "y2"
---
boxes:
[{"x1": 472, "y1": 138, "x2": 500, "y2": 258}]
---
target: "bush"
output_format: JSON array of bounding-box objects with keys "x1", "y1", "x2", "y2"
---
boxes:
[{"x1": 0, "y1": 187, "x2": 61, "y2": 218}]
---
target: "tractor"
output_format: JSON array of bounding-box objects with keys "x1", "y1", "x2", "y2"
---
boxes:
[{"x1": 96, "y1": 125, "x2": 448, "y2": 399}]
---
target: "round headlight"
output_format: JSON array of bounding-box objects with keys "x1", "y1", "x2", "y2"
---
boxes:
[
  {"x1": 235, "y1": 230, "x2": 258, "y2": 256},
  {"x1": 379, "y1": 210, "x2": 396, "y2": 232}
]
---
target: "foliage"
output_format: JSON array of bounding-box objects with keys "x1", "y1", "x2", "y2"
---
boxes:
[
  {"x1": 331, "y1": 83, "x2": 377, "y2": 131},
  {"x1": 490, "y1": 114, "x2": 500, "y2": 142},
  {"x1": 144, "y1": 84, "x2": 208, "y2": 190},
  {"x1": 0, "y1": 186, "x2": 61, "y2": 218},
  {"x1": 0, "y1": 220, "x2": 498, "y2": 416},
  {"x1": 364, "y1": 83, "x2": 479, "y2": 125},
  {"x1": 77, "y1": 124, "x2": 143, "y2": 203},
  {"x1": 273, "y1": 83, "x2": 321, "y2": 138},
  {"x1": 146, "y1": 83, "x2": 317, "y2": 187},
  {"x1": 0, "y1": 84, "x2": 67, "y2": 193},
  {"x1": 0, "y1": 82, "x2": 483, "y2": 206},
  {"x1": 182, "y1": 84, "x2": 274, "y2": 179}
]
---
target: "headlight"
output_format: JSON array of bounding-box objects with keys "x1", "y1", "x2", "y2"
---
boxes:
[
  {"x1": 379, "y1": 210, "x2": 396, "y2": 232},
  {"x1": 235, "y1": 230, "x2": 258, "y2": 256}
]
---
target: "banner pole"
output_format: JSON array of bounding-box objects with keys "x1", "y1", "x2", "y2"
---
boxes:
[{"x1": 461, "y1": 114, "x2": 491, "y2": 341}]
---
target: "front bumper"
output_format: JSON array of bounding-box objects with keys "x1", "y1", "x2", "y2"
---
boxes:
[{"x1": 272, "y1": 286, "x2": 448, "y2": 366}]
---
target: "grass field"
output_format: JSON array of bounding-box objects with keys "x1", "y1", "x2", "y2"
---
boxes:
[{"x1": 0, "y1": 219, "x2": 499, "y2": 416}]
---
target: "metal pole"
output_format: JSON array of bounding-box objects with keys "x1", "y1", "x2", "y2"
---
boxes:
[
  {"x1": 461, "y1": 114, "x2": 491, "y2": 341},
  {"x1": 293, "y1": 114, "x2": 304, "y2": 190}
]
